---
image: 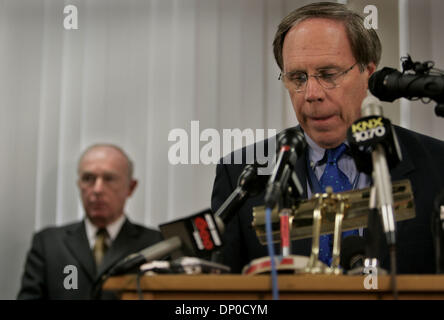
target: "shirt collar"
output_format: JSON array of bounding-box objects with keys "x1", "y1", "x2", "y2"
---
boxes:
[
  {"x1": 304, "y1": 132, "x2": 325, "y2": 167},
  {"x1": 84, "y1": 214, "x2": 126, "y2": 249},
  {"x1": 304, "y1": 132, "x2": 351, "y2": 167}
]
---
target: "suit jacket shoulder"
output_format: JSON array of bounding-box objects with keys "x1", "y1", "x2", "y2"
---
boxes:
[
  {"x1": 17, "y1": 218, "x2": 162, "y2": 300},
  {"x1": 212, "y1": 125, "x2": 444, "y2": 274}
]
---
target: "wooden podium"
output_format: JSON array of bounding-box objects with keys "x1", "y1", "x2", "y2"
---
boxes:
[{"x1": 103, "y1": 274, "x2": 444, "y2": 300}]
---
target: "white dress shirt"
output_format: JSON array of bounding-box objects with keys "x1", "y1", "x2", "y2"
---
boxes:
[{"x1": 84, "y1": 214, "x2": 126, "y2": 250}]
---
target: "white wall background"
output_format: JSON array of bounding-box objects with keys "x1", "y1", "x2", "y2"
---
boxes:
[{"x1": 0, "y1": 0, "x2": 442, "y2": 299}]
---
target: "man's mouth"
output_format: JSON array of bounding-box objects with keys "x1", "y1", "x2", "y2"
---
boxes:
[
  {"x1": 90, "y1": 202, "x2": 106, "y2": 209},
  {"x1": 310, "y1": 115, "x2": 336, "y2": 122}
]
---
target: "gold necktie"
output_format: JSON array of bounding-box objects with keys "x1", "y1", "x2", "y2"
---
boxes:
[{"x1": 93, "y1": 228, "x2": 109, "y2": 268}]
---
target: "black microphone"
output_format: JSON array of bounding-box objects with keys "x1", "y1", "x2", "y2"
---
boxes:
[
  {"x1": 264, "y1": 128, "x2": 306, "y2": 209},
  {"x1": 369, "y1": 67, "x2": 444, "y2": 103},
  {"x1": 91, "y1": 236, "x2": 184, "y2": 299},
  {"x1": 215, "y1": 163, "x2": 269, "y2": 223},
  {"x1": 91, "y1": 209, "x2": 225, "y2": 298},
  {"x1": 340, "y1": 235, "x2": 366, "y2": 271},
  {"x1": 106, "y1": 236, "x2": 182, "y2": 276},
  {"x1": 109, "y1": 209, "x2": 224, "y2": 277}
]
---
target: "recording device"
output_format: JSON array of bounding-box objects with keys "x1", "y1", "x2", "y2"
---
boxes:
[
  {"x1": 347, "y1": 94, "x2": 399, "y2": 246},
  {"x1": 369, "y1": 55, "x2": 444, "y2": 117},
  {"x1": 264, "y1": 128, "x2": 306, "y2": 209}
]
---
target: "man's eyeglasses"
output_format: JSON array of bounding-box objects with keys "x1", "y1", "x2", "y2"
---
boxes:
[{"x1": 279, "y1": 63, "x2": 358, "y2": 93}]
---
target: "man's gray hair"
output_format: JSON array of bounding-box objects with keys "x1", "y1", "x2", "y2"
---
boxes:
[{"x1": 273, "y1": 2, "x2": 382, "y2": 72}]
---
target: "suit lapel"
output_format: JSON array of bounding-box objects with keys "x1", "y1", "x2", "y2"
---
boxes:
[
  {"x1": 390, "y1": 131, "x2": 416, "y2": 182},
  {"x1": 294, "y1": 145, "x2": 309, "y2": 199},
  {"x1": 64, "y1": 222, "x2": 96, "y2": 281},
  {"x1": 95, "y1": 219, "x2": 141, "y2": 279}
]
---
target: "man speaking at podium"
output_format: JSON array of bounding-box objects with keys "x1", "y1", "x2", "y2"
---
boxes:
[{"x1": 211, "y1": 2, "x2": 444, "y2": 274}]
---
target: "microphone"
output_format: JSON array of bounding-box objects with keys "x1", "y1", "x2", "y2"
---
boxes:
[
  {"x1": 105, "y1": 161, "x2": 270, "y2": 278},
  {"x1": 215, "y1": 163, "x2": 269, "y2": 223},
  {"x1": 264, "y1": 128, "x2": 306, "y2": 209},
  {"x1": 91, "y1": 236, "x2": 184, "y2": 299},
  {"x1": 348, "y1": 97, "x2": 399, "y2": 297},
  {"x1": 347, "y1": 94, "x2": 399, "y2": 246},
  {"x1": 106, "y1": 236, "x2": 182, "y2": 276},
  {"x1": 211, "y1": 163, "x2": 270, "y2": 264},
  {"x1": 340, "y1": 235, "x2": 366, "y2": 271},
  {"x1": 109, "y1": 209, "x2": 224, "y2": 277},
  {"x1": 91, "y1": 209, "x2": 226, "y2": 298},
  {"x1": 369, "y1": 67, "x2": 444, "y2": 103}
]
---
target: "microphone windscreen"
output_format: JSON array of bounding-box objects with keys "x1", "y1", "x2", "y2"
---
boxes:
[
  {"x1": 368, "y1": 67, "x2": 401, "y2": 102},
  {"x1": 277, "y1": 127, "x2": 306, "y2": 153}
]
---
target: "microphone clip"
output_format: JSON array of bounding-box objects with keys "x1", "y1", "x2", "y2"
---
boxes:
[
  {"x1": 400, "y1": 55, "x2": 444, "y2": 117},
  {"x1": 401, "y1": 54, "x2": 434, "y2": 75}
]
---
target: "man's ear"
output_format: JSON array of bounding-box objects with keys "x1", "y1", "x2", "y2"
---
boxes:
[
  {"x1": 128, "y1": 179, "x2": 138, "y2": 197},
  {"x1": 366, "y1": 62, "x2": 377, "y2": 77}
]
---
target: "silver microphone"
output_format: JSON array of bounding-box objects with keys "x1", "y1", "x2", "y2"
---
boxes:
[{"x1": 361, "y1": 94, "x2": 396, "y2": 246}]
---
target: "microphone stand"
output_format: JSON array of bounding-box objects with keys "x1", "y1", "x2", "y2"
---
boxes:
[
  {"x1": 214, "y1": 186, "x2": 247, "y2": 223},
  {"x1": 263, "y1": 159, "x2": 303, "y2": 300},
  {"x1": 211, "y1": 163, "x2": 269, "y2": 264},
  {"x1": 348, "y1": 94, "x2": 400, "y2": 298},
  {"x1": 90, "y1": 264, "x2": 116, "y2": 300},
  {"x1": 369, "y1": 132, "x2": 398, "y2": 300},
  {"x1": 361, "y1": 206, "x2": 388, "y2": 277},
  {"x1": 279, "y1": 171, "x2": 303, "y2": 257}
]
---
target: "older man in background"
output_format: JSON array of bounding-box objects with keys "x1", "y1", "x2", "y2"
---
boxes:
[{"x1": 18, "y1": 144, "x2": 162, "y2": 299}]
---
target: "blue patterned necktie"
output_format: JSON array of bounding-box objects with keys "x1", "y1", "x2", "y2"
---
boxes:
[{"x1": 318, "y1": 143, "x2": 358, "y2": 266}]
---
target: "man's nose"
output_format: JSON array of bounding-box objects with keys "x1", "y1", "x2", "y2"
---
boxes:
[
  {"x1": 304, "y1": 76, "x2": 325, "y2": 102},
  {"x1": 93, "y1": 177, "x2": 104, "y2": 193}
]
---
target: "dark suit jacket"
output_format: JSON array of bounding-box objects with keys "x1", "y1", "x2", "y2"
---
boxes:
[
  {"x1": 211, "y1": 126, "x2": 444, "y2": 274},
  {"x1": 17, "y1": 218, "x2": 162, "y2": 299}
]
